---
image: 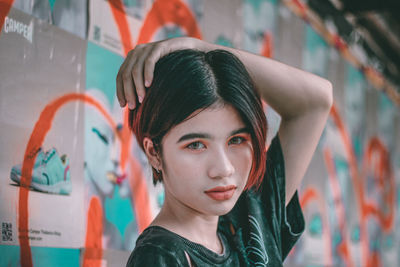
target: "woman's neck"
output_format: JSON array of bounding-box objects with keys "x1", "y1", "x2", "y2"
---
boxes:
[{"x1": 150, "y1": 194, "x2": 223, "y2": 254}]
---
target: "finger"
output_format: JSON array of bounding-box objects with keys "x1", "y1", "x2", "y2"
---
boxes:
[
  {"x1": 132, "y1": 55, "x2": 146, "y2": 103},
  {"x1": 116, "y1": 50, "x2": 134, "y2": 107},
  {"x1": 143, "y1": 49, "x2": 160, "y2": 88},
  {"x1": 122, "y1": 57, "x2": 138, "y2": 109},
  {"x1": 122, "y1": 73, "x2": 137, "y2": 109},
  {"x1": 116, "y1": 71, "x2": 126, "y2": 107}
]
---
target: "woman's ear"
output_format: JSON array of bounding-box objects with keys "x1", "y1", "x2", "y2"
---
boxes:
[{"x1": 143, "y1": 137, "x2": 162, "y2": 171}]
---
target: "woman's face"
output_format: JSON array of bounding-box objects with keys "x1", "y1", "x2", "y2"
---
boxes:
[{"x1": 159, "y1": 104, "x2": 253, "y2": 217}]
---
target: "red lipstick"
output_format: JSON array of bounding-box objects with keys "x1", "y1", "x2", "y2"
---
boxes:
[{"x1": 204, "y1": 185, "x2": 237, "y2": 201}]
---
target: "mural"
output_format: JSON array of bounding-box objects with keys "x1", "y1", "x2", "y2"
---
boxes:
[{"x1": 0, "y1": 0, "x2": 399, "y2": 266}]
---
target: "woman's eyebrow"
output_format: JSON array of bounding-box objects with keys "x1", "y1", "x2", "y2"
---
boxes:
[
  {"x1": 230, "y1": 127, "x2": 249, "y2": 136},
  {"x1": 177, "y1": 133, "x2": 212, "y2": 143},
  {"x1": 177, "y1": 127, "x2": 249, "y2": 143}
]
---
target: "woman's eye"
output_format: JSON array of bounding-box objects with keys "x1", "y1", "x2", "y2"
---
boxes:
[
  {"x1": 186, "y1": 141, "x2": 205, "y2": 150},
  {"x1": 229, "y1": 136, "x2": 245, "y2": 145}
]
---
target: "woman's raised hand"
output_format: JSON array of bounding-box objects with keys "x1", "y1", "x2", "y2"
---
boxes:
[{"x1": 116, "y1": 37, "x2": 208, "y2": 109}]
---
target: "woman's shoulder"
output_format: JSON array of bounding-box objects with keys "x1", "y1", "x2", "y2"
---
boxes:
[
  {"x1": 126, "y1": 245, "x2": 183, "y2": 266},
  {"x1": 132, "y1": 226, "x2": 187, "y2": 253},
  {"x1": 126, "y1": 226, "x2": 187, "y2": 266}
]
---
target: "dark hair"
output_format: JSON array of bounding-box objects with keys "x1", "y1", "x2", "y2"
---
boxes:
[{"x1": 130, "y1": 49, "x2": 267, "y2": 190}]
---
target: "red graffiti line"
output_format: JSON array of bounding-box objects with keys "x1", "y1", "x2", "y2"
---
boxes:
[
  {"x1": 261, "y1": 32, "x2": 273, "y2": 58},
  {"x1": 108, "y1": 0, "x2": 134, "y2": 55},
  {"x1": 128, "y1": 156, "x2": 152, "y2": 232},
  {"x1": 82, "y1": 196, "x2": 103, "y2": 267},
  {"x1": 17, "y1": 93, "x2": 153, "y2": 266},
  {"x1": 300, "y1": 187, "x2": 333, "y2": 266},
  {"x1": 323, "y1": 104, "x2": 395, "y2": 267},
  {"x1": 361, "y1": 137, "x2": 395, "y2": 230},
  {"x1": 0, "y1": 0, "x2": 15, "y2": 35},
  {"x1": 291, "y1": 0, "x2": 307, "y2": 19},
  {"x1": 116, "y1": 109, "x2": 152, "y2": 235},
  {"x1": 137, "y1": 0, "x2": 202, "y2": 45},
  {"x1": 361, "y1": 137, "x2": 395, "y2": 267},
  {"x1": 323, "y1": 148, "x2": 354, "y2": 267},
  {"x1": 108, "y1": 0, "x2": 202, "y2": 56},
  {"x1": 18, "y1": 93, "x2": 115, "y2": 267}
]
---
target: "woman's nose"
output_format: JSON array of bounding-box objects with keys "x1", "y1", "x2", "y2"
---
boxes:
[{"x1": 207, "y1": 148, "x2": 235, "y2": 179}]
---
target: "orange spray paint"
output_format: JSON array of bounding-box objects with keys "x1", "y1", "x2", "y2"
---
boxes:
[
  {"x1": 261, "y1": 32, "x2": 273, "y2": 58},
  {"x1": 108, "y1": 0, "x2": 134, "y2": 55},
  {"x1": 82, "y1": 197, "x2": 103, "y2": 267},
  {"x1": 300, "y1": 187, "x2": 333, "y2": 266},
  {"x1": 0, "y1": 0, "x2": 15, "y2": 34},
  {"x1": 323, "y1": 148, "x2": 354, "y2": 267},
  {"x1": 137, "y1": 0, "x2": 202, "y2": 45},
  {"x1": 319, "y1": 104, "x2": 395, "y2": 266},
  {"x1": 17, "y1": 93, "x2": 132, "y2": 266}
]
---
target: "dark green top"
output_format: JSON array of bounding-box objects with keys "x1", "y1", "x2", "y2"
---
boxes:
[{"x1": 126, "y1": 135, "x2": 305, "y2": 266}]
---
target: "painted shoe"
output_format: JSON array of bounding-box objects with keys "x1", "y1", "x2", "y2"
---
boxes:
[
  {"x1": 10, "y1": 147, "x2": 45, "y2": 185},
  {"x1": 10, "y1": 148, "x2": 72, "y2": 195}
]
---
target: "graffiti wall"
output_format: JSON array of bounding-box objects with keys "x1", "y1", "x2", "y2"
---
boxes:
[{"x1": 0, "y1": 0, "x2": 398, "y2": 266}]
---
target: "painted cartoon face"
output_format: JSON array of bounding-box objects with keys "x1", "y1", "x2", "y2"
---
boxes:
[
  {"x1": 159, "y1": 105, "x2": 253, "y2": 217},
  {"x1": 85, "y1": 90, "x2": 122, "y2": 198}
]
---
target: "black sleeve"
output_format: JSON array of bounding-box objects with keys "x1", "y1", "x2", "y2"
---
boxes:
[
  {"x1": 262, "y1": 134, "x2": 305, "y2": 259},
  {"x1": 126, "y1": 245, "x2": 184, "y2": 267}
]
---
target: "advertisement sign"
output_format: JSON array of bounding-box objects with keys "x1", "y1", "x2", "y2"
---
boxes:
[{"x1": 0, "y1": 8, "x2": 86, "y2": 251}]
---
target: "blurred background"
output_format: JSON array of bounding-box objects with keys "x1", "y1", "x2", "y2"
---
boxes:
[{"x1": 0, "y1": 0, "x2": 399, "y2": 266}]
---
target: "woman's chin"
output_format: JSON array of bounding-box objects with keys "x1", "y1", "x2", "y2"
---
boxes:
[{"x1": 203, "y1": 200, "x2": 237, "y2": 217}]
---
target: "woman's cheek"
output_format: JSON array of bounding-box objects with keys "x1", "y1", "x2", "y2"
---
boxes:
[
  {"x1": 167, "y1": 150, "x2": 205, "y2": 177},
  {"x1": 232, "y1": 145, "x2": 253, "y2": 165}
]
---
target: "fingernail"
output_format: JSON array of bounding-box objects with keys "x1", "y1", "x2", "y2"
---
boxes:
[
  {"x1": 128, "y1": 103, "x2": 134, "y2": 109},
  {"x1": 138, "y1": 96, "x2": 143, "y2": 103},
  {"x1": 145, "y1": 80, "x2": 150, "y2": 87}
]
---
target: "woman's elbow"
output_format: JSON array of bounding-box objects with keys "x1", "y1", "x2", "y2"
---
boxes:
[
  {"x1": 314, "y1": 79, "x2": 333, "y2": 112},
  {"x1": 323, "y1": 80, "x2": 333, "y2": 109}
]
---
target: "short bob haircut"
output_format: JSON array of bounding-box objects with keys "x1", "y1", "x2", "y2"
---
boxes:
[{"x1": 129, "y1": 49, "x2": 267, "y2": 190}]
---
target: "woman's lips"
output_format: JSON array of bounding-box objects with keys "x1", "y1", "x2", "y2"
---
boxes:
[{"x1": 204, "y1": 185, "x2": 237, "y2": 201}]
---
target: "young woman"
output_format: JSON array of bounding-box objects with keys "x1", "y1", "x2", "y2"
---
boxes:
[{"x1": 116, "y1": 37, "x2": 333, "y2": 266}]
